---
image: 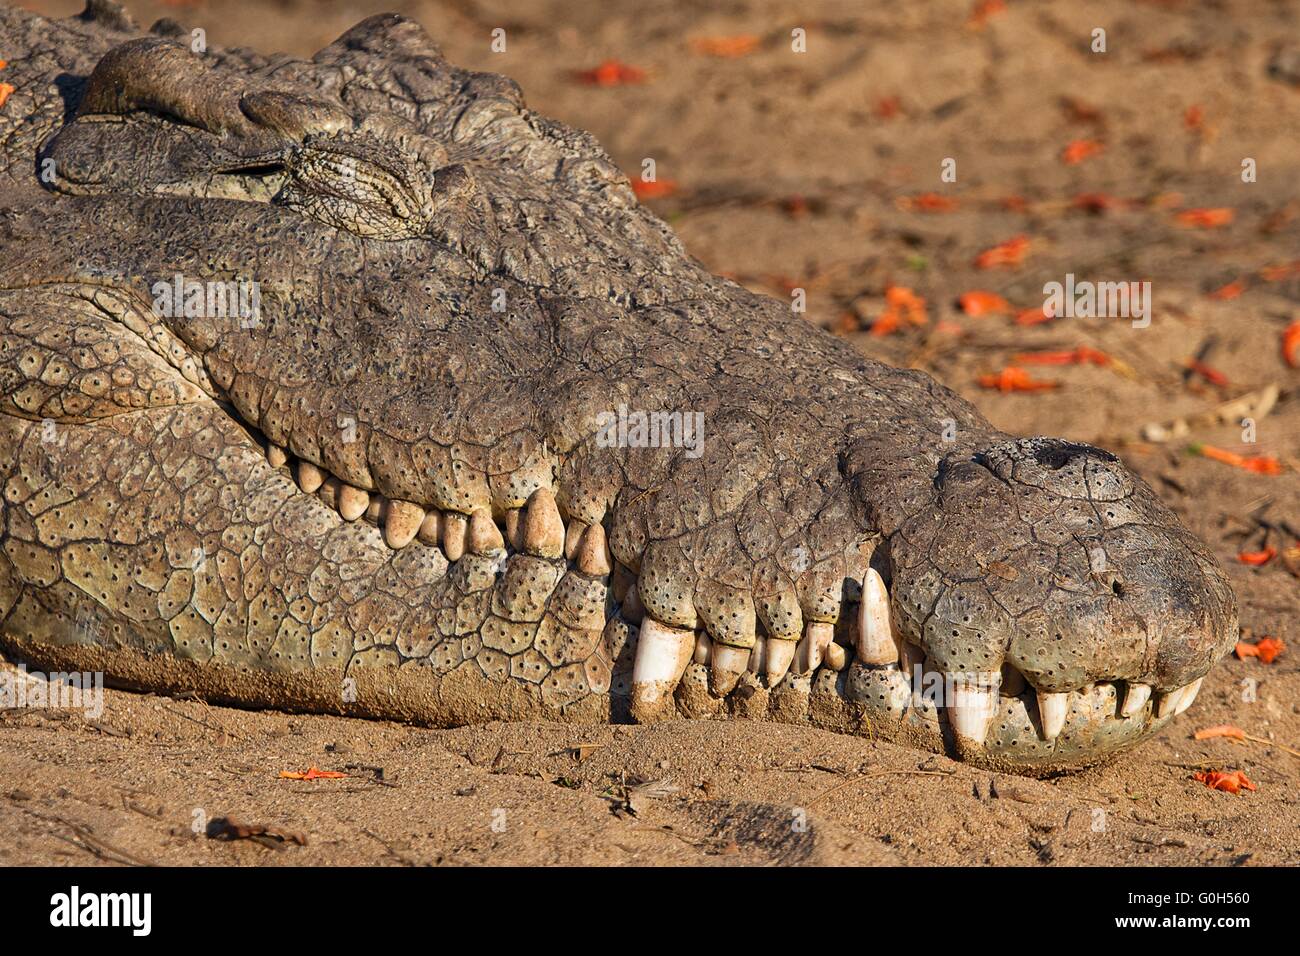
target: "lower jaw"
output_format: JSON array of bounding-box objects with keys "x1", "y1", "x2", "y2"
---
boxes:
[
  {"x1": 833, "y1": 664, "x2": 1179, "y2": 772},
  {"x1": 5, "y1": 632, "x2": 1177, "y2": 777}
]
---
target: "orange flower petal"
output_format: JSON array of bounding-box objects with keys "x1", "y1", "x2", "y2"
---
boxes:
[
  {"x1": 1207, "y1": 279, "x2": 1245, "y2": 300},
  {"x1": 978, "y1": 367, "x2": 1058, "y2": 393},
  {"x1": 1237, "y1": 547, "x2": 1277, "y2": 566},
  {"x1": 1175, "y1": 207, "x2": 1234, "y2": 229},
  {"x1": 1235, "y1": 637, "x2": 1285, "y2": 664},
  {"x1": 974, "y1": 235, "x2": 1029, "y2": 269},
  {"x1": 875, "y1": 96, "x2": 902, "y2": 119},
  {"x1": 959, "y1": 290, "x2": 1011, "y2": 316},
  {"x1": 968, "y1": 0, "x2": 1006, "y2": 27},
  {"x1": 1013, "y1": 347, "x2": 1111, "y2": 367},
  {"x1": 631, "y1": 179, "x2": 678, "y2": 200},
  {"x1": 1193, "y1": 770, "x2": 1256, "y2": 794},
  {"x1": 279, "y1": 766, "x2": 348, "y2": 780},
  {"x1": 1061, "y1": 139, "x2": 1105, "y2": 165},
  {"x1": 689, "y1": 35, "x2": 761, "y2": 58},
  {"x1": 1015, "y1": 306, "x2": 1055, "y2": 326},
  {"x1": 1185, "y1": 359, "x2": 1229, "y2": 387},
  {"x1": 1283, "y1": 321, "x2": 1300, "y2": 369},
  {"x1": 1194, "y1": 725, "x2": 1246, "y2": 741},
  {"x1": 902, "y1": 192, "x2": 959, "y2": 213},
  {"x1": 574, "y1": 60, "x2": 647, "y2": 86}
]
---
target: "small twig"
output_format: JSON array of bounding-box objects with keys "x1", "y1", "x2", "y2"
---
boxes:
[
  {"x1": 158, "y1": 703, "x2": 241, "y2": 742},
  {"x1": 630, "y1": 825, "x2": 703, "y2": 847},
  {"x1": 809, "y1": 768, "x2": 953, "y2": 806}
]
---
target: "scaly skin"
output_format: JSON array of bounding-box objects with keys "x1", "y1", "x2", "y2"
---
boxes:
[{"x1": 0, "y1": 2, "x2": 1237, "y2": 774}]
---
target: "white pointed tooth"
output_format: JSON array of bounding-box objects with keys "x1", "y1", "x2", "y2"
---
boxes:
[
  {"x1": 1000, "y1": 663, "x2": 1026, "y2": 697},
  {"x1": 693, "y1": 631, "x2": 713, "y2": 665},
  {"x1": 823, "y1": 642, "x2": 848, "y2": 672},
  {"x1": 575, "y1": 523, "x2": 612, "y2": 576},
  {"x1": 765, "y1": 638, "x2": 797, "y2": 685},
  {"x1": 747, "y1": 635, "x2": 768, "y2": 674},
  {"x1": 564, "y1": 520, "x2": 586, "y2": 561},
  {"x1": 381, "y1": 499, "x2": 423, "y2": 546},
  {"x1": 949, "y1": 673, "x2": 1000, "y2": 745},
  {"x1": 856, "y1": 568, "x2": 898, "y2": 665},
  {"x1": 1174, "y1": 677, "x2": 1203, "y2": 716},
  {"x1": 522, "y1": 488, "x2": 564, "y2": 558},
  {"x1": 297, "y1": 460, "x2": 325, "y2": 494},
  {"x1": 467, "y1": 508, "x2": 505, "y2": 554},
  {"x1": 1121, "y1": 682, "x2": 1152, "y2": 717},
  {"x1": 267, "y1": 444, "x2": 288, "y2": 468},
  {"x1": 416, "y1": 510, "x2": 441, "y2": 546},
  {"x1": 795, "y1": 621, "x2": 834, "y2": 675},
  {"x1": 1156, "y1": 686, "x2": 1186, "y2": 719},
  {"x1": 710, "y1": 643, "x2": 751, "y2": 696},
  {"x1": 1037, "y1": 691, "x2": 1069, "y2": 741},
  {"x1": 442, "y1": 512, "x2": 468, "y2": 562},
  {"x1": 631, "y1": 617, "x2": 696, "y2": 720},
  {"x1": 338, "y1": 484, "x2": 370, "y2": 522}
]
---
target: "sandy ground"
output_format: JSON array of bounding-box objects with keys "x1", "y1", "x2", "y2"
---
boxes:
[{"x1": 3, "y1": 0, "x2": 1297, "y2": 866}]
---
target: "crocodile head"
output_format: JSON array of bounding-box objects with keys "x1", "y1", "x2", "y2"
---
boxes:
[{"x1": 0, "y1": 8, "x2": 1236, "y2": 774}]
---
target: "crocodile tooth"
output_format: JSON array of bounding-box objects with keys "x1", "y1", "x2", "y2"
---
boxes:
[
  {"x1": 950, "y1": 674, "x2": 1000, "y2": 745},
  {"x1": 316, "y1": 475, "x2": 339, "y2": 508},
  {"x1": 1121, "y1": 681, "x2": 1151, "y2": 716},
  {"x1": 765, "y1": 638, "x2": 797, "y2": 685},
  {"x1": 468, "y1": 508, "x2": 504, "y2": 554},
  {"x1": 564, "y1": 521, "x2": 586, "y2": 561},
  {"x1": 1037, "y1": 691, "x2": 1069, "y2": 741},
  {"x1": 575, "y1": 523, "x2": 611, "y2": 576},
  {"x1": 795, "y1": 621, "x2": 834, "y2": 675},
  {"x1": 416, "y1": 510, "x2": 441, "y2": 546},
  {"x1": 1000, "y1": 663, "x2": 1026, "y2": 696},
  {"x1": 377, "y1": 499, "x2": 421, "y2": 547},
  {"x1": 631, "y1": 617, "x2": 695, "y2": 720},
  {"x1": 267, "y1": 444, "x2": 288, "y2": 468},
  {"x1": 1174, "y1": 677, "x2": 1203, "y2": 715},
  {"x1": 1156, "y1": 686, "x2": 1186, "y2": 718},
  {"x1": 504, "y1": 508, "x2": 522, "y2": 551},
  {"x1": 338, "y1": 484, "x2": 370, "y2": 522},
  {"x1": 521, "y1": 488, "x2": 564, "y2": 557},
  {"x1": 693, "y1": 631, "x2": 712, "y2": 665},
  {"x1": 441, "y1": 512, "x2": 468, "y2": 561},
  {"x1": 297, "y1": 460, "x2": 325, "y2": 494},
  {"x1": 823, "y1": 641, "x2": 848, "y2": 671},
  {"x1": 710, "y1": 643, "x2": 751, "y2": 696},
  {"x1": 747, "y1": 634, "x2": 768, "y2": 674},
  {"x1": 856, "y1": 567, "x2": 898, "y2": 665},
  {"x1": 621, "y1": 582, "x2": 645, "y2": 623},
  {"x1": 364, "y1": 494, "x2": 385, "y2": 523}
]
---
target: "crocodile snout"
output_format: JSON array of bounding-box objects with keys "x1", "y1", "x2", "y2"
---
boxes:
[{"x1": 867, "y1": 436, "x2": 1237, "y2": 768}]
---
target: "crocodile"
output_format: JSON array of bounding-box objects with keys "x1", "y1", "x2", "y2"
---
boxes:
[{"x1": 0, "y1": 1, "x2": 1238, "y2": 774}]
